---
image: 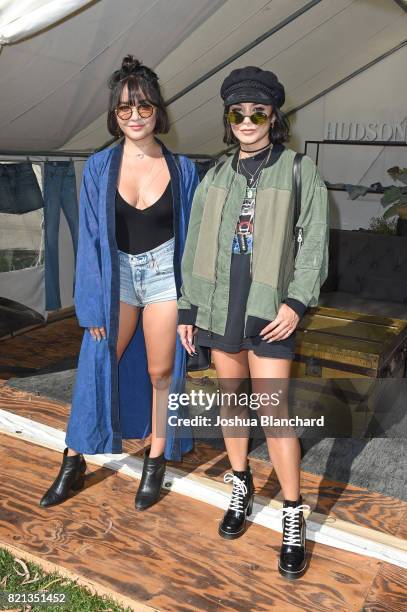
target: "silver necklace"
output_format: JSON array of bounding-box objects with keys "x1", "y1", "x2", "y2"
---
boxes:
[
  {"x1": 237, "y1": 145, "x2": 273, "y2": 198},
  {"x1": 236, "y1": 145, "x2": 273, "y2": 277},
  {"x1": 238, "y1": 145, "x2": 273, "y2": 184},
  {"x1": 124, "y1": 146, "x2": 156, "y2": 160},
  {"x1": 124, "y1": 151, "x2": 146, "y2": 159}
]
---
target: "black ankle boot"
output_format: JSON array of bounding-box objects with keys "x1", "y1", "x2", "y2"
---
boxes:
[
  {"x1": 278, "y1": 495, "x2": 310, "y2": 580},
  {"x1": 218, "y1": 468, "x2": 254, "y2": 540},
  {"x1": 40, "y1": 448, "x2": 86, "y2": 508},
  {"x1": 135, "y1": 448, "x2": 166, "y2": 511}
]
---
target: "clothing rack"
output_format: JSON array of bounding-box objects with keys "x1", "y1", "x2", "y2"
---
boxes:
[
  {"x1": 0, "y1": 145, "x2": 216, "y2": 163},
  {"x1": 304, "y1": 139, "x2": 407, "y2": 167},
  {"x1": 304, "y1": 139, "x2": 407, "y2": 194},
  {"x1": 0, "y1": 151, "x2": 91, "y2": 163}
]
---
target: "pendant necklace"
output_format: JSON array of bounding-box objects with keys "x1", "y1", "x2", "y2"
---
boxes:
[
  {"x1": 238, "y1": 144, "x2": 273, "y2": 198},
  {"x1": 236, "y1": 145, "x2": 273, "y2": 276},
  {"x1": 124, "y1": 145, "x2": 156, "y2": 160},
  {"x1": 124, "y1": 151, "x2": 146, "y2": 159},
  {"x1": 239, "y1": 145, "x2": 273, "y2": 197}
]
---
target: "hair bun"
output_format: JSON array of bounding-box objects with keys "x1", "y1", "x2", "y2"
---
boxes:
[
  {"x1": 108, "y1": 55, "x2": 159, "y2": 89},
  {"x1": 121, "y1": 54, "x2": 142, "y2": 75}
]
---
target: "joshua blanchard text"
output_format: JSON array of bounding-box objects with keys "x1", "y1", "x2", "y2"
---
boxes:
[{"x1": 168, "y1": 415, "x2": 325, "y2": 427}]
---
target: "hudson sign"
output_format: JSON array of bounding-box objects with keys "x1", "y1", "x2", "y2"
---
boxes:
[{"x1": 326, "y1": 120, "x2": 407, "y2": 142}]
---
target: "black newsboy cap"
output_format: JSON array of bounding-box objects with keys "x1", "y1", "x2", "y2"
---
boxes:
[{"x1": 220, "y1": 66, "x2": 285, "y2": 107}]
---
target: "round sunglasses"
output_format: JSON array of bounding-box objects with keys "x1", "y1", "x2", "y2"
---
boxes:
[
  {"x1": 116, "y1": 102, "x2": 154, "y2": 121},
  {"x1": 226, "y1": 110, "x2": 270, "y2": 125}
]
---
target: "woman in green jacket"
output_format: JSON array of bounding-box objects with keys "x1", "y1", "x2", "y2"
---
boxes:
[{"x1": 177, "y1": 66, "x2": 329, "y2": 580}]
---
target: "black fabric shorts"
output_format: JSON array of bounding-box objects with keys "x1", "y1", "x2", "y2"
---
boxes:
[{"x1": 196, "y1": 253, "x2": 296, "y2": 359}]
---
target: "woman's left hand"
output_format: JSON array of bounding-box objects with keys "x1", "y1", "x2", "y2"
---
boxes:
[{"x1": 260, "y1": 304, "x2": 299, "y2": 342}]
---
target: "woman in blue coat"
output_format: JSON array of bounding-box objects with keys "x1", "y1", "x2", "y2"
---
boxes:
[{"x1": 40, "y1": 56, "x2": 199, "y2": 510}]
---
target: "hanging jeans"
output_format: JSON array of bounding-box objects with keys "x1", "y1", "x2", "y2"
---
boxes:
[
  {"x1": 43, "y1": 161, "x2": 79, "y2": 310},
  {"x1": 0, "y1": 163, "x2": 43, "y2": 214}
]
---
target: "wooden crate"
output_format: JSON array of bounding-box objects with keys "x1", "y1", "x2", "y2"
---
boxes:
[
  {"x1": 292, "y1": 307, "x2": 407, "y2": 379},
  {"x1": 187, "y1": 308, "x2": 407, "y2": 436}
]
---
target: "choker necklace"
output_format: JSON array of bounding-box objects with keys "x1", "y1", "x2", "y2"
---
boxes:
[{"x1": 239, "y1": 142, "x2": 272, "y2": 157}]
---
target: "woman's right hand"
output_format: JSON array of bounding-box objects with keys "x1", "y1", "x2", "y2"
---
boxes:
[
  {"x1": 177, "y1": 324, "x2": 197, "y2": 355},
  {"x1": 89, "y1": 326, "x2": 106, "y2": 342}
]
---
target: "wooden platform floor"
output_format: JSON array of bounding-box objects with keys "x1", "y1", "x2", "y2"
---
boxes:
[
  {"x1": 1, "y1": 377, "x2": 407, "y2": 541},
  {"x1": 0, "y1": 311, "x2": 80, "y2": 378},
  {"x1": 1, "y1": 315, "x2": 406, "y2": 609},
  {"x1": 1, "y1": 431, "x2": 406, "y2": 612}
]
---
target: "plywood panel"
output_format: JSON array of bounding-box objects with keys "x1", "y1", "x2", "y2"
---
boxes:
[
  {"x1": 363, "y1": 562, "x2": 407, "y2": 611},
  {"x1": 0, "y1": 434, "x2": 397, "y2": 612},
  {"x1": 1, "y1": 383, "x2": 406, "y2": 541}
]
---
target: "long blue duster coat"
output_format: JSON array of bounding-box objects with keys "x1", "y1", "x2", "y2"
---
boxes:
[{"x1": 65, "y1": 139, "x2": 199, "y2": 460}]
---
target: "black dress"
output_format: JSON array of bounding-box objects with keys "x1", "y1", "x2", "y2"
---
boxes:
[{"x1": 196, "y1": 145, "x2": 306, "y2": 359}]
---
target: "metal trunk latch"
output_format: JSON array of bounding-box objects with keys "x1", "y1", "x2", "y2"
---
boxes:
[{"x1": 305, "y1": 357, "x2": 322, "y2": 377}]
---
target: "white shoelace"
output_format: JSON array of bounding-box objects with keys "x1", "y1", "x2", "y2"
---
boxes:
[
  {"x1": 280, "y1": 504, "x2": 310, "y2": 546},
  {"x1": 224, "y1": 472, "x2": 248, "y2": 513}
]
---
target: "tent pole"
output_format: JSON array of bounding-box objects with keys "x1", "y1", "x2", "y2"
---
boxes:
[
  {"x1": 286, "y1": 40, "x2": 407, "y2": 117},
  {"x1": 392, "y1": 0, "x2": 407, "y2": 13},
  {"x1": 165, "y1": 0, "x2": 322, "y2": 106}
]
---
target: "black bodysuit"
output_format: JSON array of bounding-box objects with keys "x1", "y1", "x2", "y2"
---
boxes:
[{"x1": 115, "y1": 181, "x2": 173, "y2": 255}]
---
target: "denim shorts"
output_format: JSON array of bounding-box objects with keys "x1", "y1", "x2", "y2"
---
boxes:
[
  {"x1": 0, "y1": 162, "x2": 44, "y2": 214},
  {"x1": 118, "y1": 237, "x2": 177, "y2": 307}
]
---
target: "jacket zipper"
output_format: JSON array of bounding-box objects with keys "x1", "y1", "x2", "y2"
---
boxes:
[
  {"x1": 296, "y1": 227, "x2": 304, "y2": 257},
  {"x1": 245, "y1": 207, "x2": 255, "y2": 339},
  {"x1": 245, "y1": 184, "x2": 258, "y2": 338}
]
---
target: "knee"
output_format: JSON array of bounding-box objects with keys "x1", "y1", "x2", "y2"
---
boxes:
[{"x1": 148, "y1": 367, "x2": 172, "y2": 388}]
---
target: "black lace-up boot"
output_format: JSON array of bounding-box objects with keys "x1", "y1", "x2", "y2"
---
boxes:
[
  {"x1": 218, "y1": 468, "x2": 254, "y2": 539},
  {"x1": 40, "y1": 448, "x2": 86, "y2": 507},
  {"x1": 135, "y1": 447, "x2": 166, "y2": 511},
  {"x1": 278, "y1": 495, "x2": 310, "y2": 580}
]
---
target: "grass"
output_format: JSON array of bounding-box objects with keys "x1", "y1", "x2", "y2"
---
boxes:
[{"x1": 0, "y1": 548, "x2": 133, "y2": 612}]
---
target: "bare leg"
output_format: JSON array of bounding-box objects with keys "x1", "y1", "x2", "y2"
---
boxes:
[
  {"x1": 248, "y1": 353, "x2": 301, "y2": 501},
  {"x1": 67, "y1": 301, "x2": 139, "y2": 456},
  {"x1": 116, "y1": 301, "x2": 140, "y2": 360},
  {"x1": 142, "y1": 299, "x2": 178, "y2": 458},
  {"x1": 211, "y1": 349, "x2": 250, "y2": 471}
]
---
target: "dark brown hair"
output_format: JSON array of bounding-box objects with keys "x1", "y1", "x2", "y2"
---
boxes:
[
  {"x1": 222, "y1": 104, "x2": 290, "y2": 145},
  {"x1": 107, "y1": 55, "x2": 169, "y2": 137}
]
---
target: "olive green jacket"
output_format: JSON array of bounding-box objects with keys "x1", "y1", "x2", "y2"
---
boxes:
[{"x1": 178, "y1": 148, "x2": 329, "y2": 336}]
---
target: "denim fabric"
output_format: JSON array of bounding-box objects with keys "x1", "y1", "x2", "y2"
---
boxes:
[
  {"x1": 43, "y1": 161, "x2": 79, "y2": 310},
  {"x1": 0, "y1": 163, "x2": 43, "y2": 214},
  {"x1": 118, "y1": 237, "x2": 177, "y2": 307}
]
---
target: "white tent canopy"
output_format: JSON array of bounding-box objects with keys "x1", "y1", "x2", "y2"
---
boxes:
[
  {"x1": 0, "y1": 0, "x2": 225, "y2": 152},
  {"x1": 0, "y1": 0, "x2": 406, "y2": 155},
  {"x1": 0, "y1": 0, "x2": 92, "y2": 44},
  {"x1": 0, "y1": 0, "x2": 406, "y2": 321}
]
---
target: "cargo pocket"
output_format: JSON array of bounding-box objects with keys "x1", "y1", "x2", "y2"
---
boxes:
[
  {"x1": 295, "y1": 223, "x2": 327, "y2": 270},
  {"x1": 295, "y1": 238, "x2": 324, "y2": 270}
]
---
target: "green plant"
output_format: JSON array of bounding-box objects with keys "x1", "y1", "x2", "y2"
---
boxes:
[
  {"x1": 0, "y1": 548, "x2": 131, "y2": 612},
  {"x1": 381, "y1": 166, "x2": 407, "y2": 218},
  {"x1": 368, "y1": 215, "x2": 397, "y2": 234}
]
